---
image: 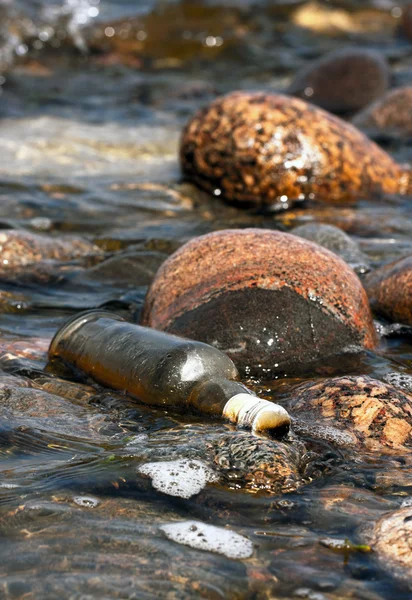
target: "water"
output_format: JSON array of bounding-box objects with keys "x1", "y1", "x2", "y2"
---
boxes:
[{"x1": 0, "y1": 0, "x2": 411, "y2": 598}]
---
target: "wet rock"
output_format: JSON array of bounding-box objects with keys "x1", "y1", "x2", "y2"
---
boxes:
[
  {"x1": 287, "y1": 48, "x2": 389, "y2": 113},
  {"x1": 291, "y1": 223, "x2": 370, "y2": 274},
  {"x1": 208, "y1": 430, "x2": 307, "y2": 494},
  {"x1": 0, "y1": 230, "x2": 103, "y2": 276},
  {"x1": 367, "y1": 507, "x2": 412, "y2": 588},
  {"x1": 180, "y1": 92, "x2": 410, "y2": 210},
  {"x1": 141, "y1": 229, "x2": 377, "y2": 378},
  {"x1": 364, "y1": 255, "x2": 412, "y2": 326},
  {"x1": 401, "y1": 3, "x2": 412, "y2": 41},
  {"x1": 352, "y1": 87, "x2": 412, "y2": 138},
  {"x1": 287, "y1": 375, "x2": 412, "y2": 453}
]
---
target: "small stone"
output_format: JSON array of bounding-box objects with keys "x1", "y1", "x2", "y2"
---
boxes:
[
  {"x1": 288, "y1": 375, "x2": 412, "y2": 452},
  {"x1": 368, "y1": 507, "x2": 412, "y2": 587},
  {"x1": 142, "y1": 229, "x2": 377, "y2": 378},
  {"x1": 364, "y1": 255, "x2": 412, "y2": 326},
  {"x1": 0, "y1": 230, "x2": 102, "y2": 276},
  {"x1": 180, "y1": 91, "x2": 409, "y2": 209},
  {"x1": 352, "y1": 87, "x2": 412, "y2": 138},
  {"x1": 288, "y1": 48, "x2": 389, "y2": 113},
  {"x1": 291, "y1": 223, "x2": 370, "y2": 274}
]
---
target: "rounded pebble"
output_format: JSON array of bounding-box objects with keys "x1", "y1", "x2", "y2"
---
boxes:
[
  {"x1": 288, "y1": 375, "x2": 412, "y2": 452},
  {"x1": 364, "y1": 255, "x2": 412, "y2": 326},
  {"x1": 287, "y1": 47, "x2": 389, "y2": 113},
  {"x1": 369, "y1": 507, "x2": 412, "y2": 587},
  {"x1": 180, "y1": 91, "x2": 409, "y2": 209},
  {"x1": 291, "y1": 223, "x2": 370, "y2": 274},
  {"x1": 0, "y1": 230, "x2": 102, "y2": 275},
  {"x1": 142, "y1": 229, "x2": 377, "y2": 377},
  {"x1": 160, "y1": 520, "x2": 254, "y2": 559},
  {"x1": 352, "y1": 87, "x2": 412, "y2": 138}
]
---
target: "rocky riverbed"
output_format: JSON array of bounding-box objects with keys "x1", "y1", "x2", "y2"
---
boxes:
[{"x1": 0, "y1": 1, "x2": 412, "y2": 599}]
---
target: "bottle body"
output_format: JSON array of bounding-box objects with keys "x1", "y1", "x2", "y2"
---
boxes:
[{"x1": 49, "y1": 310, "x2": 290, "y2": 436}]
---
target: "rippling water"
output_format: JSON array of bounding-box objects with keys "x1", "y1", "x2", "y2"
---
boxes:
[{"x1": 0, "y1": 0, "x2": 412, "y2": 598}]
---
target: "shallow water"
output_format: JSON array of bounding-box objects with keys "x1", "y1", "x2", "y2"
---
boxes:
[{"x1": 0, "y1": 0, "x2": 412, "y2": 598}]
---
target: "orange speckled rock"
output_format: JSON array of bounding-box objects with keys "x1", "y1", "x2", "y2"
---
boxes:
[
  {"x1": 141, "y1": 229, "x2": 377, "y2": 377},
  {"x1": 288, "y1": 48, "x2": 389, "y2": 113},
  {"x1": 364, "y1": 255, "x2": 412, "y2": 326},
  {"x1": 288, "y1": 375, "x2": 412, "y2": 452},
  {"x1": 352, "y1": 87, "x2": 412, "y2": 138},
  {"x1": 180, "y1": 91, "x2": 410, "y2": 209},
  {"x1": 368, "y1": 507, "x2": 412, "y2": 587},
  {"x1": 0, "y1": 230, "x2": 103, "y2": 275}
]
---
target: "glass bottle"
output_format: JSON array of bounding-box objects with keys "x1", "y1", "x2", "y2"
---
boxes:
[{"x1": 48, "y1": 310, "x2": 290, "y2": 436}]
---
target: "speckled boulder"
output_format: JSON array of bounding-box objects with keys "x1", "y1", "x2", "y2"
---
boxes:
[
  {"x1": 180, "y1": 92, "x2": 409, "y2": 209},
  {"x1": 364, "y1": 255, "x2": 412, "y2": 326},
  {"x1": 287, "y1": 375, "x2": 412, "y2": 452},
  {"x1": 287, "y1": 48, "x2": 389, "y2": 113},
  {"x1": 368, "y1": 507, "x2": 412, "y2": 588},
  {"x1": 352, "y1": 87, "x2": 412, "y2": 138},
  {"x1": 141, "y1": 229, "x2": 378, "y2": 377}
]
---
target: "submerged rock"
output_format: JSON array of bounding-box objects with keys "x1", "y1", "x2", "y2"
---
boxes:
[
  {"x1": 287, "y1": 48, "x2": 389, "y2": 113},
  {"x1": 142, "y1": 229, "x2": 377, "y2": 378},
  {"x1": 368, "y1": 507, "x2": 412, "y2": 588},
  {"x1": 364, "y1": 255, "x2": 412, "y2": 326},
  {"x1": 291, "y1": 223, "x2": 370, "y2": 274},
  {"x1": 180, "y1": 92, "x2": 409, "y2": 209},
  {"x1": 352, "y1": 87, "x2": 412, "y2": 138},
  {"x1": 0, "y1": 230, "x2": 102, "y2": 276},
  {"x1": 287, "y1": 375, "x2": 412, "y2": 453}
]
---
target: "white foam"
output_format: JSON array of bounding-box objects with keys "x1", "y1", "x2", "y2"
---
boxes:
[
  {"x1": 383, "y1": 372, "x2": 412, "y2": 394},
  {"x1": 401, "y1": 497, "x2": 412, "y2": 508},
  {"x1": 160, "y1": 520, "x2": 253, "y2": 559},
  {"x1": 73, "y1": 495, "x2": 100, "y2": 508},
  {"x1": 137, "y1": 459, "x2": 218, "y2": 499}
]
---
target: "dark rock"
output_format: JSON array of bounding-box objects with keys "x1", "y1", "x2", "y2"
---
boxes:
[
  {"x1": 291, "y1": 223, "x2": 370, "y2": 274},
  {"x1": 141, "y1": 229, "x2": 378, "y2": 378},
  {"x1": 180, "y1": 92, "x2": 410, "y2": 210},
  {"x1": 364, "y1": 255, "x2": 412, "y2": 326},
  {"x1": 287, "y1": 48, "x2": 389, "y2": 113},
  {"x1": 352, "y1": 87, "x2": 412, "y2": 138}
]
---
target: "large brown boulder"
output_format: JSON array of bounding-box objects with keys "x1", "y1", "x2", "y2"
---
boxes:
[
  {"x1": 142, "y1": 229, "x2": 377, "y2": 377},
  {"x1": 180, "y1": 91, "x2": 410, "y2": 209}
]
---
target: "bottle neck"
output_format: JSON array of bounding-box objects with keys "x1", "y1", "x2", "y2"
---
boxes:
[{"x1": 188, "y1": 377, "x2": 290, "y2": 437}]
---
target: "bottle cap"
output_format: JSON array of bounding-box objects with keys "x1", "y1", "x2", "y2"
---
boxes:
[
  {"x1": 49, "y1": 309, "x2": 125, "y2": 358},
  {"x1": 223, "y1": 393, "x2": 291, "y2": 436}
]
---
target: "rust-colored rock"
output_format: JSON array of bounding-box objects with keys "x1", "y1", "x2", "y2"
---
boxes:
[
  {"x1": 288, "y1": 48, "x2": 389, "y2": 113},
  {"x1": 352, "y1": 87, "x2": 412, "y2": 138},
  {"x1": 287, "y1": 375, "x2": 412, "y2": 452},
  {"x1": 368, "y1": 507, "x2": 412, "y2": 587},
  {"x1": 364, "y1": 255, "x2": 412, "y2": 326},
  {"x1": 141, "y1": 229, "x2": 377, "y2": 377},
  {"x1": 180, "y1": 91, "x2": 409, "y2": 209},
  {"x1": 0, "y1": 230, "x2": 102, "y2": 276}
]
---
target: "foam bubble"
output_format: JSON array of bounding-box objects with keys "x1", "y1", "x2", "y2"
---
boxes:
[
  {"x1": 137, "y1": 459, "x2": 218, "y2": 498},
  {"x1": 73, "y1": 495, "x2": 100, "y2": 508},
  {"x1": 383, "y1": 372, "x2": 412, "y2": 394},
  {"x1": 160, "y1": 520, "x2": 253, "y2": 559},
  {"x1": 401, "y1": 497, "x2": 412, "y2": 508}
]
